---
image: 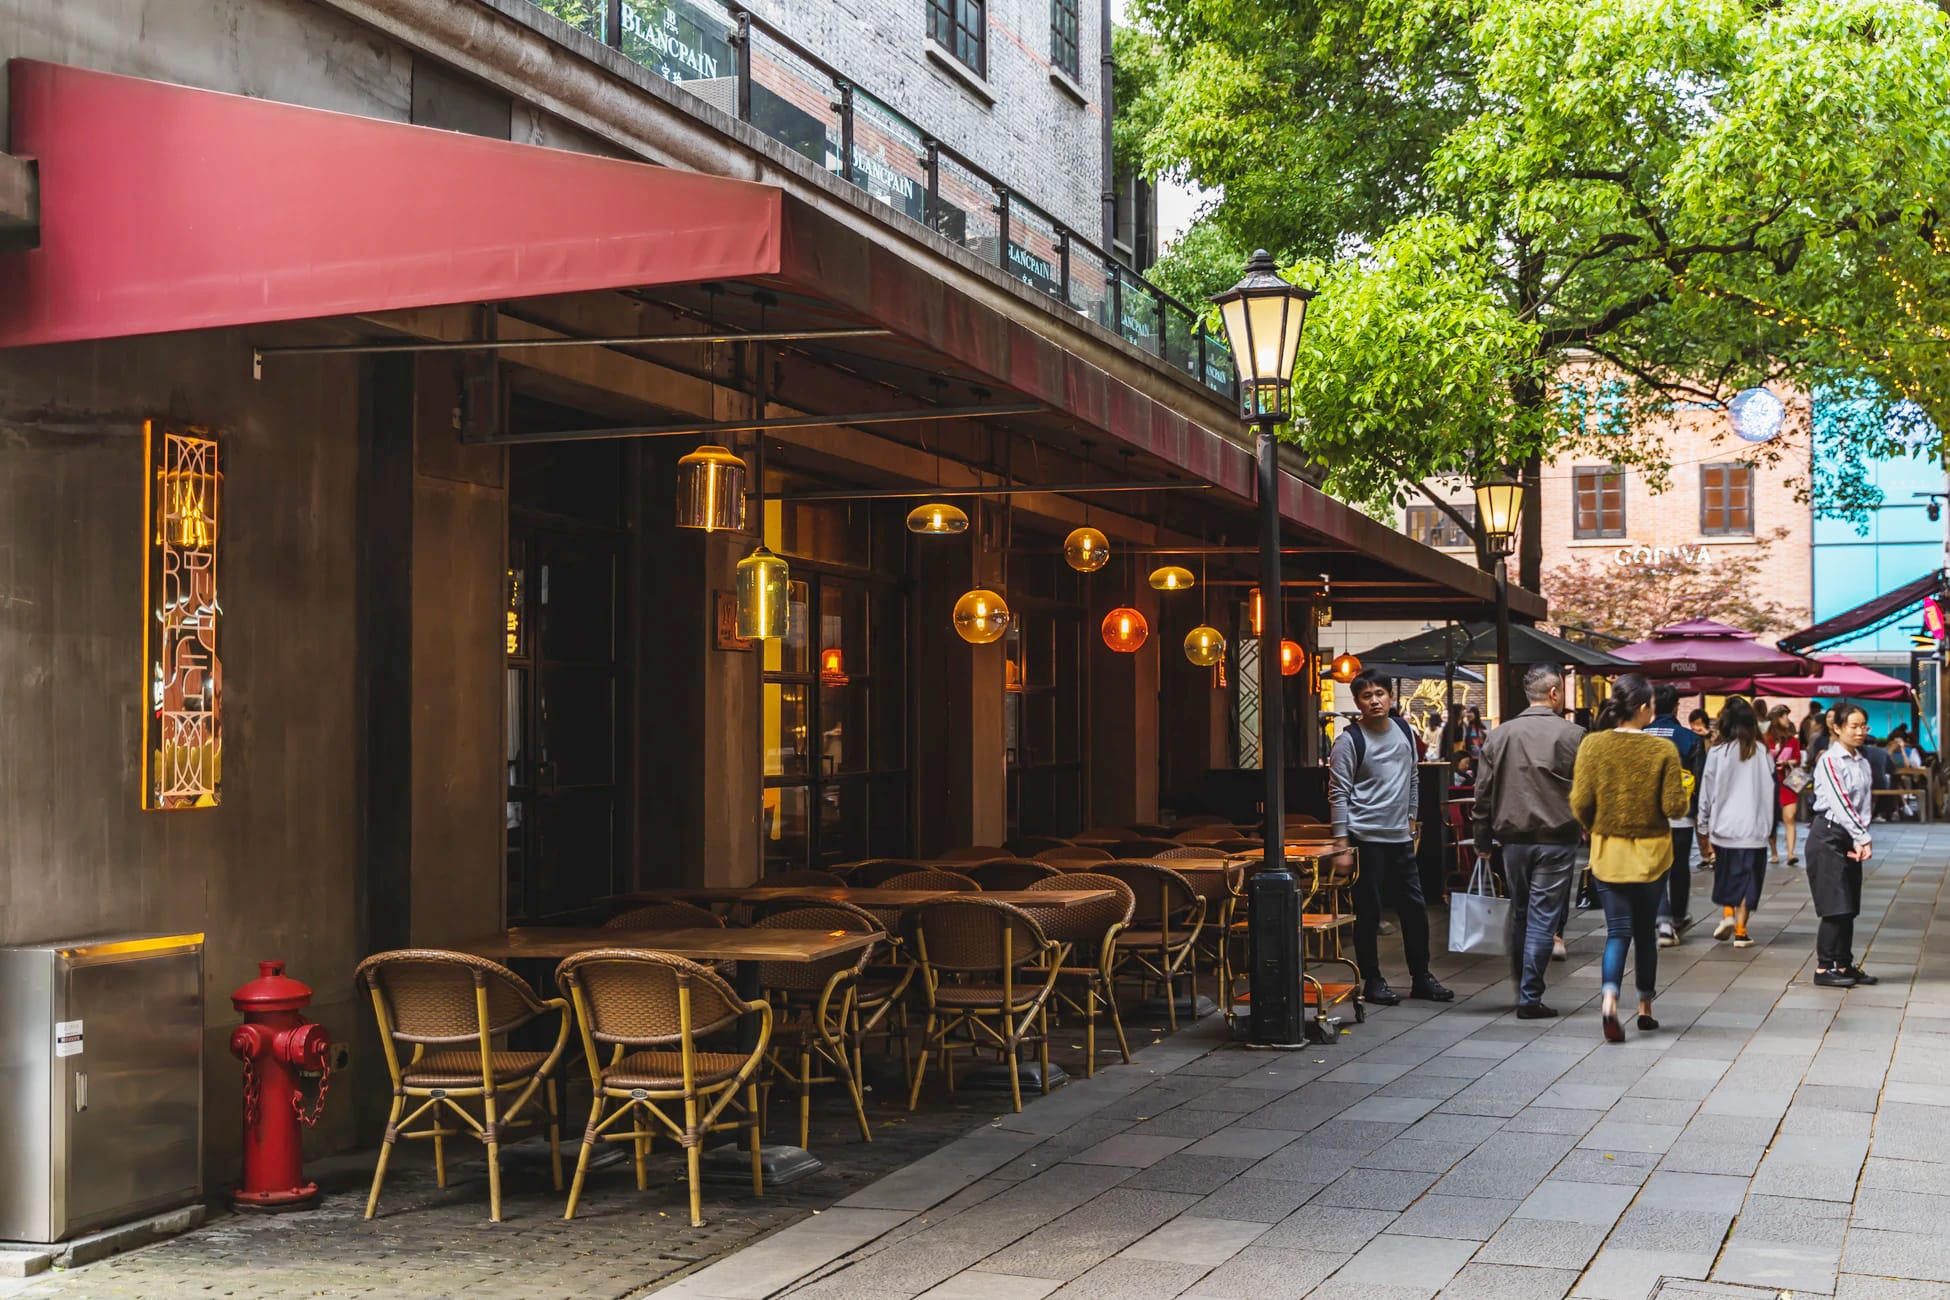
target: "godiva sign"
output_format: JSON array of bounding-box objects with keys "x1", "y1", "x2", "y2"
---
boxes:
[{"x1": 1610, "y1": 543, "x2": 1712, "y2": 568}]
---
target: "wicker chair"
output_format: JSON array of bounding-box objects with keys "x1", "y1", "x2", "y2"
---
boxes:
[
  {"x1": 1111, "y1": 837, "x2": 1185, "y2": 859},
  {"x1": 1035, "y1": 845, "x2": 1114, "y2": 865},
  {"x1": 966, "y1": 859, "x2": 1060, "y2": 890},
  {"x1": 1174, "y1": 825, "x2": 1240, "y2": 844},
  {"x1": 1025, "y1": 873, "x2": 1134, "y2": 1076},
  {"x1": 878, "y1": 869, "x2": 980, "y2": 892},
  {"x1": 1153, "y1": 845, "x2": 1225, "y2": 860},
  {"x1": 752, "y1": 903, "x2": 882, "y2": 1148},
  {"x1": 1009, "y1": 835, "x2": 1078, "y2": 856},
  {"x1": 937, "y1": 845, "x2": 1012, "y2": 862},
  {"x1": 847, "y1": 858, "x2": 944, "y2": 887},
  {"x1": 766, "y1": 869, "x2": 847, "y2": 887},
  {"x1": 604, "y1": 901, "x2": 725, "y2": 931},
  {"x1": 356, "y1": 950, "x2": 572, "y2": 1222},
  {"x1": 1093, "y1": 862, "x2": 1208, "y2": 1029},
  {"x1": 555, "y1": 949, "x2": 773, "y2": 1227},
  {"x1": 904, "y1": 899, "x2": 1065, "y2": 1113}
]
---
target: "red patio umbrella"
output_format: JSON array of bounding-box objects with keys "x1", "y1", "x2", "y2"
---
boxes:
[
  {"x1": 1610, "y1": 619, "x2": 1811, "y2": 679},
  {"x1": 1752, "y1": 656, "x2": 1913, "y2": 702}
]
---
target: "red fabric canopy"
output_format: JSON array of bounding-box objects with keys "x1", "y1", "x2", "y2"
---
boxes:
[
  {"x1": 1650, "y1": 618, "x2": 1760, "y2": 641},
  {"x1": 0, "y1": 62, "x2": 784, "y2": 347},
  {"x1": 1612, "y1": 618, "x2": 1810, "y2": 678},
  {"x1": 1753, "y1": 656, "x2": 1913, "y2": 702}
]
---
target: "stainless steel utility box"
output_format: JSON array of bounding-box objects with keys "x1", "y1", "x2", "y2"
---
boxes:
[{"x1": 0, "y1": 933, "x2": 204, "y2": 1242}]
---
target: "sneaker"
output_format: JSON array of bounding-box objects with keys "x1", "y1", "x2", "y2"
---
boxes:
[
  {"x1": 1409, "y1": 979, "x2": 1455, "y2": 1003},
  {"x1": 1516, "y1": 1003, "x2": 1559, "y2": 1020},
  {"x1": 1363, "y1": 980, "x2": 1400, "y2": 1006},
  {"x1": 1377, "y1": 919, "x2": 1399, "y2": 936},
  {"x1": 1845, "y1": 966, "x2": 1880, "y2": 986},
  {"x1": 1713, "y1": 915, "x2": 1736, "y2": 941},
  {"x1": 1552, "y1": 937, "x2": 1568, "y2": 962},
  {"x1": 1812, "y1": 968, "x2": 1858, "y2": 988},
  {"x1": 1733, "y1": 933, "x2": 1755, "y2": 948},
  {"x1": 1657, "y1": 922, "x2": 1680, "y2": 948}
]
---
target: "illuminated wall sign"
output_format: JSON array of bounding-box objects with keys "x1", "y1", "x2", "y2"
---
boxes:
[
  {"x1": 1611, "y1": 543, "x2": 1711, "y2": 568},
  {"x1": 143, "y1": 422, "x2": 222, "y2": 809},
  {"x1": 1925, "y1": 595, "x2": 1946, "y2": 641}
]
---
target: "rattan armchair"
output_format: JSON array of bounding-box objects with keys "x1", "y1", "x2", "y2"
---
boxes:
[
  {"x1": 355, "y1": 949, "x2": 572, "y2": 1222},
  {"x1": 605, "y1": 901, "x2": 725, "y2": 930},
  {"x1": 1111, "y1": 838, "x2": 1186, "y2": 859},
  {"x1": 1173, "y1": 825, "x2": 1241, "y2": 844},
  {"x1": 1035, "y1": 845, "x2": 1113, "y2": 865},
  {"x1": 1093, "y1": 862, "x2": 1208, "y2": 1029},
  {"x1": 556, "y1": 949, "x2": 773, "y2": 1227},
  {"x1": 752, "y1": 902, "x2": 882, "y2": 1148},
  {"x1": 1025, "y1": 873, "x2": 1134, "y2": 1076},
  {"x1": 1009, "y1": 835, "x2": 1078, "y2": 856},
  {"x1": 937, "y1": 845, "x2": 1011, "y2": 861},
  {"x1": 846, "y1": 858, "x2": 945, "y2": 886},
  {"x1": 766, "y1": 868, "x2": 847, "y2": 887},
  {"x1": 878, "y1": 869, "x2": 981, "y2": 891},
  {"x1": 904, "y1": 898, "x2": 1065, "y2": 1113},
  {"x1": 966, "y1": 859, "x2": 1060, "y2": 890}
]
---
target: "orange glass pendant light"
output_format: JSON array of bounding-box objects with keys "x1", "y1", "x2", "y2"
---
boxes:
[
  {"x1": 1279, "y1": 640, "x2": 1305, "y2": 676},
  {"x1": 1329, "y1": 651, "x2": 1363, "y2": 682},
  {"x1": 1102, "y1": 607, "x2": 1149, "y2": 653},
  {"x1": 1064, "y1": 526, "x2": 1110, "y2": 573},
  {"x1": 952, "y1": 588, "x2": 1012, "y2": 644}
]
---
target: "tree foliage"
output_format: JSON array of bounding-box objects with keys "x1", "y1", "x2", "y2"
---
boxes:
[
  {"x1": 1542, "y1": 528, "x2": 1807, "y2": 642},
  {"x1": 1124, "y1": 0, "x2": 1950, "y2": 581}
]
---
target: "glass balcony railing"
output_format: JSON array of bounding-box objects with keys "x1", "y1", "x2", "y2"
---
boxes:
[{"x1": 519, "y1": 0, "x2": 1240, "y2": 405}]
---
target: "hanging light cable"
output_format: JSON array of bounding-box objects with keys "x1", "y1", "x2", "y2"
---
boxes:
[
  {"x1": 907, "y1": 418, "x2": 969, "y2": 535},
  {"x1": 1184, "y1": 547, "x2": 1225, "y2": 666}
]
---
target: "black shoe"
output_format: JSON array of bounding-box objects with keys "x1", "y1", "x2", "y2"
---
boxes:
[
  {"x1": 1845, "y1": 967, "x2": 1880, "y2": 986},
  {"x1": 1637, "y1": 1014, "x2": 1660, "y2": 1031},
  {"x1": 1516, "y1": 1003, "x2": 1559, "y2": 1020},
  {"x1": 1410, "y1": 979, "x2": 1455, "y2": 1003},
  {"x1": 1363, "y1": 980, "x2": 1400, "y2": 1006},
  {"x1": 1813, "y1": 969, "x2": 1858, "y2": 988}
]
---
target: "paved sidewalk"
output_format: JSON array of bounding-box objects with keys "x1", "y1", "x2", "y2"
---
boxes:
[{"x1": 659, "y1": 822, "x2": 1950, "y2": 1300}]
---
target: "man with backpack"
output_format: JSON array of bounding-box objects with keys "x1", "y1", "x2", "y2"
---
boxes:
[{"x1": 1330, "y1": 670, "x2": 1454, "y2": 1006}]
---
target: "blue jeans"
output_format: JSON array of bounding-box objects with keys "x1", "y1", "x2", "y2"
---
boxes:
[
  {"x1": 1597, "y1": 875, "x2": 1666, "y2": 1003},
  {"x1": 1501, "y1": 843, "x2": 1578, "y2": 1007}
]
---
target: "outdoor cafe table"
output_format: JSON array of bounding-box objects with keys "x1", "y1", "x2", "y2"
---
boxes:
[{"x1": 606, "y1": 886, "x2": 1116, "y2": 913}]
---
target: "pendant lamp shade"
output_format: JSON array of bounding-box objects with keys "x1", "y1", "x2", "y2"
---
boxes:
[
  {"x1": 1102, "y1": 607, "x2": 1149, "y2": 653},
  {"x1": 1279, "y1": 640, "x2": 1304, "y2": 676},
  {"x1": 1148, "y1": 565, "x2": 1195, "y2": 592},
  {"x1": 1063, "y1": 526, "x2": 1110, "y2": 572},
  {"x1": 1329, "y1": 651, "x2": 1363, "y2": 682},
  {"x1": 906, "y1": 502, "x2": 970, "y2": 535},
  {"x1": 1184, "y1": 625, "x2": 1226, "y2": 667},
  {"x1": 952, "y1": 588, "x2": 1012, "y2": 644},
  {"x1": 674, "y1": 444, "x2": 747, "y2": 532},
  {"x1": 735, "y1": 545, "x2": 790, "y2": 640}
]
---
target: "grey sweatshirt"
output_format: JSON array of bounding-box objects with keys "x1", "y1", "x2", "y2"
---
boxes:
[
  {"x1": 1695, "y1": 742, "x2": 1775, "y2": 849},
  {"x1": 1329, "y1": 717, "x2": 1420, "y2": 843}
]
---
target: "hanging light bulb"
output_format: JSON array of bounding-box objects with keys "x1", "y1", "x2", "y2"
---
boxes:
[
  {"x1": 906, "y1": 501, "x2": 970, "y2": 535},
  {"x1": 1249, "y1": 587, "x2": 1263, "y2": 638},
  {"x1": 952, "y1": 588, "x2": 1011, "y2": 644},
  {"x1": 1330, "y1": 651, "x2": 1363, "y2": 682},
  {"x1": 1102, "y1": 607, "x2": 1149, "y2": 653},
  {"x1": 1148, "y1": 564, "x2": 1195, "y2": 592},
  {"x1": 674, "y1": 445, "x2": 747, "y2": 532},
  {"x1": 1279, "y1": 640, "x2": 1304, "y2": 676},
  {"x1": 1184, "y1": 625, "x2": 1226, "y2": 667},
  {"x1": 735, "y1": 545, "x2": 790, "y2": 640},
  {"x1": 1064, "y1": 526, "x2": 1110, "y2": 572}
]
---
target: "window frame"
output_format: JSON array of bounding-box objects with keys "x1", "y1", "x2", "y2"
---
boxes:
[
  {"x1": 928, "y1": 0, "x2": 987, "y2": 78},
  {"x1": 1572, "y1": 466, "x2": 1627, "y2": 539},
  {"x1": 1699, "y1": 461, "x2": 1755, "y2": 537},
  {"x1": 1405, "y1": 504, "x2": 1476, "y2": 550},
  {"x1": 1049, "y1": 0, "x2": 1080, "y2": 80}
]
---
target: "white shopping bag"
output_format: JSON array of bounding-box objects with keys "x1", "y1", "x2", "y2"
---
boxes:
[{"x1": 1448, "y1": 856, "x2": 1510, "y2": 956}]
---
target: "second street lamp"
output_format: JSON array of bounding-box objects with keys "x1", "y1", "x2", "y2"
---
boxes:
[
  {"x1": 1213, "y1": 250, "x2": 1320, "y2": 1047},
  {"x1": 1473, "y1": 471, "x2": 1526, "y2": 720}
]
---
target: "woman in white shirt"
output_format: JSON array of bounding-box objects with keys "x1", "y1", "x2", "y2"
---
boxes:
[
  {"x1": 1806, "y1": 703, "x2": 1877, "y2": 989},
  {"x1": 1696, "y1": 698, "x2": 1773, "y2": 949}
]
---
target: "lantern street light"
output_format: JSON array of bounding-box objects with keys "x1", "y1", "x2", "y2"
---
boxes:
[
  {"x1": 1212, "y1": 250, "x2": 1319, "y2": 1047},
  {"x1": 1473, "y1": 470, "x2": 1526, "y2": 719}
]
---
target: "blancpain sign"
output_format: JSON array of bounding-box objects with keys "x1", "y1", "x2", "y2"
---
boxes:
[
  {"x1": 1611, "y1": 544, "x2": 1712, "y2": 568},
  {"x1": 622, "y1": 2, "x2": 724, "y2": 82}
]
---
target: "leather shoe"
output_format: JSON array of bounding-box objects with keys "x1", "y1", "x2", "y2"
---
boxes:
[
  {"x1": 1410, "y1": 980, "x2": 1455, "y2": 1002},
  {"x1": 1812, "y1": 968, "x2": 1858, "y2": 988},
  {"x1": 1516, "y1": 1003, "x2": 1558, "y2": 1020},
  {"x1": 1845, "y1": 966, "x2": 1879, "y2": 986},
  {"x1": 1363, "y1": 981, "x2": 1400, "y2": 1006}
]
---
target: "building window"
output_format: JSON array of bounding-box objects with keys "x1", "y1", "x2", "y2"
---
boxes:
[
  {"x1": 929, "y1": 0, "x2": 986, "y2": 77},
  {"x1": 1405, "y1": 504, "x2": 1476, "y2": 550},
  {"x1": 1573, "y1": 467, "x2": 1626, "y2": 538},
  {"x1": 1050, "y1": 0, "x2": 1080, "y2": 79},
  {"x1": 1701, "y1": 463, "x2": 1754, "y2": 536}
]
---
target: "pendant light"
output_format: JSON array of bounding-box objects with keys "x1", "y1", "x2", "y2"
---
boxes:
[
  {"x1": 1329, "y1": 650, "x2": 1363, "y2": 682},
  {"x1": 1064, "y1": 526, "x2": 1110, "y2": 572},
  {"x1": 1184, "y1": 624, "x2": 1226, "y2": 667},
  {"x1": 953, "y1": 588, "x2": 1012, "y2": 643},
  {"x1": 735, "y1": 545, "x2": 790, "y2": 640},
  {"x1": 1102, "y1": 606, "x2": 1149, "y2": 653},
  {"x1": 674, "y1": 444, "x2": 747, "y2": 532},
  {"x1": 1148, "y1": 564, "x2": 1195, "y2": 592},
  {"x1": 907, "y1": 427, "x2": 969, "y2": 535},
  {"x1": 1279, "y1": 639, "x2": 1305, "y2": 676}
]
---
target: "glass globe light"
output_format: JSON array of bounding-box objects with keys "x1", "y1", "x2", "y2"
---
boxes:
[
  {"x1": 906, "y1": 502, "x2": 970, "y2": 535},
  {"x1": 1063, "y1": 526, "x2": 1110, "y2": 572},
  {"x1": 1330, "y1": 651, "x2": 1363, "y2": 682},
  {"x1": 734, "y1": 545, "x2": 790, "y2": 640},
  {"x1": 952, "y1": 588, "x2": 1011, "y2": 644},
  {"x1": 1148, "y1": 565, "x2": 1195, "y2": 592},
  {"x1": 1279, "y1": 640, "x2": 1304, "y2": 676},
  {"x1": 1101, "y1": 607, "x2": 1149, "y2": 653},
  {"x1": 1184, "y1": 625, "x2": 1226, "y2": 667},
  {"x1": 674, "y1": 444, "x2": 747, "y2": 532}
]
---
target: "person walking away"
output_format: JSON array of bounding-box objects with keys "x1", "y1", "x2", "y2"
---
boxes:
[
  {"x1": 1643, "y1": 684, "x2": 1704, "y2": 946},
  {"x1": 1697, "y1": 698, "x2": 1772, "y2": 948},
  {"x1": 1766, "y1": 711, "x2": 1804, "y2": 866},
  {"x1": 1472, "y1": 665, "x2": 1585, "y2": 1019},
  {"x1": 1331, "y1": 670, "x2": 1454, "y2": 1006},
  {"x1": 1571, "y1": 673, "x2": 1688, "y2": 1042},
  {"x1": 1807, "y1": 704, "x2": 1878, "y2": 988}
]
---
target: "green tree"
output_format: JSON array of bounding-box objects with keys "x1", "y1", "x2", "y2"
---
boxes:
[{"x1": 1125, "y1": 0, "x2": 1950, "y2": 587}]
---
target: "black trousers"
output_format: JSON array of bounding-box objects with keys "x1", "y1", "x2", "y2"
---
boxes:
[
  {"x1": 1351, "y1": 837, "x2": 1432, "y2": 984},
  {"x1": 1818, "y1": 915, "x2": 1857, "y2": 969},
  {"x1": 1660, "y1": 826, "x2": 1694, "y2": 925}
]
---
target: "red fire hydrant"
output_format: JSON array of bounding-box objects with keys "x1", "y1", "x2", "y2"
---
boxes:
[{"x1": 229, "y1": 961, "x2": 332, "y2": 1211}]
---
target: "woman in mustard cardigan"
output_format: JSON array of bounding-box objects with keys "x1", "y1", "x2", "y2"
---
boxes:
[{"x1": 1571, "y1": 674, "x2": 1690, "y2": 1042}]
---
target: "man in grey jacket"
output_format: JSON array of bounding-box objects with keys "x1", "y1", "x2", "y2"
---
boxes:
[
  {"x1": 1472, "y1": 665, "x2": 1586, "y2": 1019},
  {"x1": 1331, "y1": 670, "x2": 1453, "y2": 1005}
]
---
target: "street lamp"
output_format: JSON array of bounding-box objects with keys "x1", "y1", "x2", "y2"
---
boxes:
[
  {"x1": 1213, "y1": 250, "x2": 1318, "y2": 1047},
  {"x1": 1473, "y1": 470, "x2": 1526, "y2": 720}
]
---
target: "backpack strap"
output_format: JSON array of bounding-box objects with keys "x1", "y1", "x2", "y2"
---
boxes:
[{"x1": 1352, "y1": 715, "x2": 1416, "y2": 775}]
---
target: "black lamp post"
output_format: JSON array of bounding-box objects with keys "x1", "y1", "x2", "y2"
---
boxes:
[
  {"x1": 1474, "y1": 471, "x2": 1525, "y2": 719},
  {"x1": 1213, "y1": 250, "x2": 1317, "y2": 1046}
]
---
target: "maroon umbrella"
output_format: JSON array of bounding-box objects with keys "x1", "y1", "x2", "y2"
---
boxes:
[
  {"x1": 1611, "y1": 620, "x2": 1811, "y2": 678},
  {"x1": 1650, "y1": 618, "x2": 1760, "y2": 640},
  {"x1": 1752, "y1": 656, "x2": 1913, "y2": 702}
]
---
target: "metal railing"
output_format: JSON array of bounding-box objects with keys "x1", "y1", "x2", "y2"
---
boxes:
[{"x1": 519, "y1": 0, "x2": 1239, "y2": 403}]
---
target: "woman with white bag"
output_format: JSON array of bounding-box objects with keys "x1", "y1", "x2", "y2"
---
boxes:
[
  {"x1": 1697, "y1": 698, "x2": 1773, "y2": 949},
  {"x1": 1570, "y1": 674, "x2": 1690, "y2": 1043}
]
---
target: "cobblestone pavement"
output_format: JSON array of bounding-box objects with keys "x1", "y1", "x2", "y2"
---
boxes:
[{"x1": 655, "y1": 822, "x2": 1950, "y2": 1300}]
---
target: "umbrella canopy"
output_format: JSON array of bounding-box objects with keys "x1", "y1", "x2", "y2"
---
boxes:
[
  {"x1": 1611, "y1": 623, "x2": 1810, "y2": 678},
  {"x1": 1649, "y1": 618, "x2": 1760, "y2": 641},
  {"x1": 1358, "y1": 622, "x2": 1635, "y2": 669},
  {"x1": 1752, "y1": 656, "x2": 1913, "y2": 702},
  {"x1": 1365, "y1": 662, "x2": 1486, "y2": 683}
]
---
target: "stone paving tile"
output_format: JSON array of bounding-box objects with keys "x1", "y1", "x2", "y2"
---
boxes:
[
  {"x1": 1183, "y1": 1177, "x2": 1324, "y2": 1224},
  {"x1": 1313, "y1": 1167, "x2": 1443, "y2": 1211},
  {"x1": 977, "y1": 1189, "x2": 1202, "y2": 1281},
  {"x1": 1253, "y1": 1203, "x2": 1398, "y2": 1253},
  {"x1": 1121, "y1": 1155, "x2": 1261, "y2": 1195},
  {"x1": 1184, "y1": 1245, "x2": 1344, "y2": 1298},
  {"x1": 1511, "y1": 1179, "x2": 1636, "y2": 1225},
  {"x1": 1712, "y1": 1238, "x2": 1841, "y2": 1294},
  {"x1": 1436, "y1": 1262, "x2": 1580, "y2": 1300},
  {"x1": 1833, "y1": 1276, "x2": 1950, "y2": 1300},
  {"x1": 1332, "y1": 1233, "x2": 1477, "y2": 1292},
  {"x1": 1382, "y1": 1194, "x2": 1518, "y2": 1242},
  {"x1": 1843, "y1": 1228, "x2": 1950, "y2": 1284},
  {"x1": 1474, "y1": 1217, "x2": 1609, "y2": 1270},
  {"x1": 1043, "y1": 1257, "x2": 1209, "y2": 1299},
  {"x1": 1181, "y1": 1126, "x2": 1306, "y2": 1159},
  {"x1": 1119, "y1": 1216, "x2": 1268, "y2": 1266},
  {"x1": 1355, "y1": 1138, "x2": 1479, "y2": 1173},
  {"x1": 1066, "y1": 1133, "x2": 1196, "y2": 1168},
  {"x1": 918, "y1": 1274, "x2": 1061, "y2": 1300}
]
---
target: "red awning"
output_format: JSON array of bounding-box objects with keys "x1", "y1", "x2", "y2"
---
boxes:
[
  {"x1": 1753, "y1": 656, "x2": 1914, "y2": 702},
  {"x1": 0, "y1": 61, "x2": 783, "y2": 348}
]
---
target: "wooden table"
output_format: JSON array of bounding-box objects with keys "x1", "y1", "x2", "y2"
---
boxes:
[{"x1": 608, "y1": 886, "x2": 1115, "y2": 912}]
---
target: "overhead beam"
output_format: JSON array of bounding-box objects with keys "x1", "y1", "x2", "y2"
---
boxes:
[
  {"x1": 457, "y1": 402, "x2": 1045, "y2": 446},
  {"x1": 252, "y1": 326, "x2": 892, "y2": 372},
  {"x1": 773, "y1": 481, "x2": 1211, "y2": 502}
]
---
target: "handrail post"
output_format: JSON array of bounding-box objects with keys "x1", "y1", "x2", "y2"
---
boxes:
[
  {"x1": 836, "y1": 80, "x2": 856, "y2": 183},
  {"x1": 1109, "y1": 259, "x2": 1123, "y2": 341},
  {"x1": 924, "y1": 139, "x2": 942, "y2": 232},
  {"x1": 996, "y1": 188, "x2": 1012, "y2": 272},
  {"x1": 1152, "y1": 289, "x2": 1167, "y2": 358},
  {"x1": 733, "y1": 10, "x2": 754, "y2": 122},
  {"x1": 604, "y1": 0, "x2": 622, "y2": 48},
  {"x1": 1058, "y1": 230, "x2": 1071, "y2": 302}
]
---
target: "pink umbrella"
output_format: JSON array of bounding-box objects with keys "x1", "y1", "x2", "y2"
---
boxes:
[
  {"x1": 1650, "y1": 618, "x2": 1761, "y2": 640},
  {"x1": 1611, "y1": 623, "x2": 1810, "y2": 679},
  {"x1": 1752, "y1": 656, "x2": 1913, "y2": 701}
]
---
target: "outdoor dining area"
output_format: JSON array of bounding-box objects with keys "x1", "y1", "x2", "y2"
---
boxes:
[{"x1": 351, "y1": 815, "x2": 1360, "y2": 1229}]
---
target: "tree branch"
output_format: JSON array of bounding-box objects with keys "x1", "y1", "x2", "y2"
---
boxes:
[
  {"x1": 1540, "y1": 290, "x2": 1669, "y2": 349},
  {"x1": 1578, "y1": 342, "x2": 1726, "y2": 406}
]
